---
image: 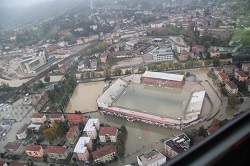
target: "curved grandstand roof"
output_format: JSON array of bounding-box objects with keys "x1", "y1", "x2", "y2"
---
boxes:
[{"x1": 142, "y1": 71, "x2": 184, "y2": 82}]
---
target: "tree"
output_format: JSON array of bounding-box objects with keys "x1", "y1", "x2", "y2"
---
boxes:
[
  {"x1": 44, "y1": 75, "x2": 50, "y2": 83},
  {"x1": 204, "y1": 41, "x2": 211, "y2": 53},
  {"x1": 138, "y1": 66, "x2": 146, "y2": 73},
  {"x1": 212, "y1": 57, "x2": 220, "y2": 66},
  {"x1": 120, "y1": 125, "x2": 127, "y2": 134},
  {"x1": 125, "y1": 70, "x2": 131, "y2": 75},
  {"x1": 186, "y1": 72, "x2": 191, "y2": 77},
  {"x1": 43, "y1": 122, "x2": 59, "y2": 140},
  {"x1": 227, "y1": 95, "x2": 240, "y2": 108},
  {"x1": 198, "y1": 126, "x2": 207, "y2": 137}
]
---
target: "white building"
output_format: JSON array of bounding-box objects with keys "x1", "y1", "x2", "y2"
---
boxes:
[
  {"x1": 137, "y1": 149, "x2": 166, "y2": 166},
  {"x1": 16, "y1": 124, "x2": 29, "y2": 140},
  {"x1": 225, "y1": 81, "x2": 238, "y2": 94},
  {"x1": 152, "y1": 47, "x2": 174, "y2": 62},
  {"x1": 74, "y1": 137, "x2": 91, "y2": 161},
  {"x1": 83, "y1": 119, "x2": 100, "y2": 140},
  {"x1": 99, "y1": 127, "x2": 118, "y2": 143}
]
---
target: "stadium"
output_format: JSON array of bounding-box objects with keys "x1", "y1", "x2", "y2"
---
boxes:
[{"x1": 97, "y1": 71, "x2": 207, "y2": 129}]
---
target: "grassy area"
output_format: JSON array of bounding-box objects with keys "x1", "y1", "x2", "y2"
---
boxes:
[{"x1": 232, "y1": 29, "x2": 250, "y2": 46}]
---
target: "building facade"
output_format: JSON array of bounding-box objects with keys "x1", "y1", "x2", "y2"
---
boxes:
[
  {"x1": 91, "y1": 145, "x2": 116, "y2": 164},
  {"x1": 46, "y1": 146, "x2": 68, "y2": 159},
  {"x1": 49, "y1": 114, "x2": 65, "y2": 123},
  {"x1": 83, "y1": 119, "x2": 100, "y2": 140},
  {"x1": 137, "y1": 149, "x2": 166, "y2": 166},
  {"x1": 225, "y1": 81, "x2": 238, "y2": 94},
  {"x1": 234, "y1": 71, "x2": 248, "y2": 82},
  {"x1": 152, "y1": 47, "x2": 174, "y2": 62},
  {"x1": 4, "y1": 142, "x2": 25, "y2": 155},
  {"x1": 164, "y1": 133, "x2": 190, "y2": 159},
  {"x1": 66, "y1": 126, "x2": 80, "y2": 145},
  {"x1": 74, "y1": 137, "x2": 91, "y2": 161},
  {"x1": 25, "y1": 145, "x2": 44, "y2": 158},
  {"x1": 67, "y1": 114, "x2": 86, "y2": 126},
  {"x1": 16, "y1": 124, "x2": 29, "y2": 140},
  {"x1": 30, "y1": 113, "x2": 46, "y2": 124},
  {"x1": 99, "y1": 127, "x2": 118, "y2": 143}
]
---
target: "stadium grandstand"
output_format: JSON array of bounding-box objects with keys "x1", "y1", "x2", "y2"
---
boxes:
[
  {"x1": 97, "y1": 78, "x2": 128, "y2": 108},
  {"x1": 141, "y1": 71, "x2": 184, "y2": 87}
]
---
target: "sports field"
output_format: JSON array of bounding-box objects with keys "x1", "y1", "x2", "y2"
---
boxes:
[{"x1": 113, "y1": 83, "x2": 192, "y2": 118}]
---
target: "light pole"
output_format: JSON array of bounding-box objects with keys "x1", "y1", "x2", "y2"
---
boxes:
[{"x1": 178, "y1": 117, "x2": 182, "y2": 130}]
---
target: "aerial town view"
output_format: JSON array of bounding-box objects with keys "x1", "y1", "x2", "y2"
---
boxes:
[{"x1": 0, "y1": 0, "x2": 250, "y2": 166}]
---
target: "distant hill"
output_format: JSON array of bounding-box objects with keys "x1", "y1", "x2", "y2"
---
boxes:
[{"x1": 0, "y1": 0, "x2": 85, "y2": 29}]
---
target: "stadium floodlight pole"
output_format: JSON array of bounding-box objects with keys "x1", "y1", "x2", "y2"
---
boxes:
[{"x1": 178, "y1": 117, "x2": 182, "y2": 130}]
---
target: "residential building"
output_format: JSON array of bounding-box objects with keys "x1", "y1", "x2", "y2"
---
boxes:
[
  {"x1": 67, "y1": 114, "x2": 86, "y2": 126},
  {"x1": 75, "y1": 137, "x2": 93, "y2": 151},
  {"x1": 49, "y1": 114, "x2": 65, "y2": 123},
  {"x1": 19, "y1": 49, "x2": 48, "y2": 73},
  {"x1": 4, "y1": 142, "x2": 25, "y2": 155},
  {"x1": 46, "y1": 146, "x2": 68, "y2": 160},
  {"x1": 225, "y1": 81, "x2": 238, "y2": 94},
  {"x1": 0, "y1": 161, "x2": 7, "y2": 166},
  {"x1": 66, "y1": 126, "x2": 80, "y2": 145},
  {"x1": 83, "y1": 119, "x2": 100, "y2": 140},
  {"x1": 214, "y1": 67, "x2": 223, "y2": 75},
  {"x1": 25, "y1": 145, "x2": 44, "y2": 158},
  {"x1": 100, "y1": 54, "x2": 108, "y2": 64},
  {"x1": 74, "y1": 137, "x2": 91, "y2": 161},
  {"x1": 223, "y1": 65, "x2": 239, "y2": 74},
  {"x1": 179, "y1": 50, "x2": 195, "y2": 61},
  {"x1": 207, "y1": 119, "x2": 221, "y2": 135},
  {"x1": 16, "y1": 124, "x2": 29, "y2": 140},
  {"x1": 151, "y1": 47, "x2": 174, "y2": 62},
  {"x1": 164, "y1": 133, "x2": 190, "y2": 159},
  {"x1": 235, "y1": 71, "x2": 248, "y2": 82},
  {"x1": 9, "y1": 162, "x2": 26, "y2": 166},
  {"x1": 99, "y1": 127, "x2": 118, "y2": 143},
  {"x1": 137, "y1": 149, "x2": 166, "y2": 166},
  {"x1": 150, "y1": 21, "x2": 164, "y2": 28},
  {"x1": 30, "y1": 113, "x2": 46, "y2": 124},
  {"x1": 242, "y1": 63, "x2": 250, "y2": 73},
  {"x1": 217, "y1": 73, "x2": 229, "y2": 83},
  {"x1": 91, "y1": 145, "x2": 116, "y2": 164}
]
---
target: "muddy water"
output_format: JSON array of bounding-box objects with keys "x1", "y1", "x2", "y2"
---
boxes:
[
  {"x1": 65, "y1": 81, "x2": 105, "y2": 113},
  {"x1": 66, "y1": 81, "x2": 185, "y2": 165},
  {"x1": 90, "y1": 112, "x2": 182, "y2": 165}
]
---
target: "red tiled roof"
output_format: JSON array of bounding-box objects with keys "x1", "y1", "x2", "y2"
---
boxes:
[
  {"x1": 207, "y1": 126, "x2": 219, "y2": 135},
  {"x1": 215, "y1": 67, "x2": 222, "y2": 71},
  {"x1": 9, "y1": 162, "x2": 26, "y2": 166},
  {"x1": 99, "y1": 127, "x2": 117, "y2": 136},
  {"x1": 4, "y1": 142, "x2": 22, "y2": 150},
  {"x1": 46, "y1": 146, "x2": 66, "y2": 154},
  {"x1": 242, "y1": 63, "x2": 250, "y2": 67},
  {"x1": 91, "y1": 145, "x2": 116, "y2": 160},
  {"x1": 223, "y1": 65, "x2": 238, "y2": 69},
  {"x1": 16, "y1": 124, "x2": 29, "y2": 134},
  {"x1": 218, "y1": 73, "x2": 229, "y2": 80},
  {"x1": 67, "y1": 114, "x2": 85, "y2": 122},
  {"x1": 31, "y1": 113, "x2": 45, "y2": 118},
  {"x1": 49, "y1": 114, "x2": 63, "y2": 119},
  {"x1": 226, "y1": 81, "x2": 238, "y2": 89},
  {"x1": 0, "y1": 161, "x2": 6, "y2": 166},
  {"x1": 25, "y1": 145, "x2": 42, "y2": 152},
  {"x1": 66, "y1": 126, "x2": 78, "y2": 138},
  {"x1": 235, "y1": 71, "x2": 248, "y2": 77}
]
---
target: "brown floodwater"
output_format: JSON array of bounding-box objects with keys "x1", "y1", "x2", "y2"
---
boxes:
[
  {"x1": 66, "y1": 81, "x2": 191, "y2": 165},
  {"x1": 65, "y1": 81, "x2": 105, "y2": 113}
]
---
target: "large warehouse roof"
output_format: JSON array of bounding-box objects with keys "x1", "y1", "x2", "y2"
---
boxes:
[{"x1": 142, "y1": 71, "x2": 184, "y2": 82}]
